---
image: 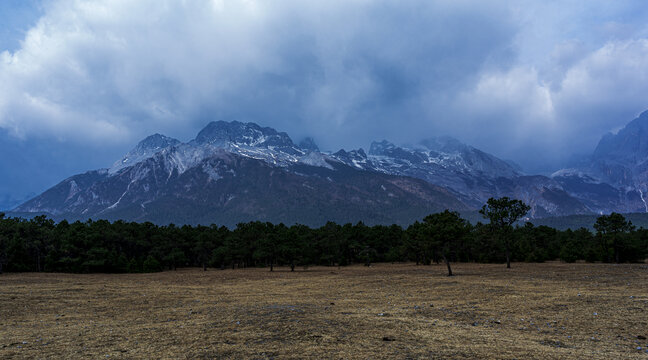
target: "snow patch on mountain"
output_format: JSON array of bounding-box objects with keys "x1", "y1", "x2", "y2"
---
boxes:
[
  {"x1": 110, "y1": 134, "x2": 180, "y2": 174},
  {"x1": 299, "y1": 152, "x2": 334, "y2": 169},
  {"x1": 66, "y1": 180, "x2": 80, "y2": 201},
  {"x1": 551, "y1": 168, "x2": 601, "y2": 183},
  {"x1": 202, "y1": 163, "x2": 223, "y2": 182}
]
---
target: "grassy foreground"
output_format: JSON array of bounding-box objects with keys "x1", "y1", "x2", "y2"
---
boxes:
[{"x1": 1, "y1": 263, "x2": 647, "y2": 359}]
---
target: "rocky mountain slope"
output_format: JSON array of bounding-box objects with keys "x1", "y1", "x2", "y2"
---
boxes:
[
  {"x1": 14, "y1": 122, "x2": 466, "y2": 226},
  {"x1": 551, "y1": 111, "x2": 648, "y2": 214},
  {"x1": 17, "y1": 112, "x2": 648, "y2": 226},
  {"x1": 329, "y1": 137, "x2": 590, "y2": 217}
]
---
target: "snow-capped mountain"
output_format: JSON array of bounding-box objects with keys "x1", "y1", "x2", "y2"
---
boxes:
[
  {"x1": 13, "y1": 121, "x2": 467, "y2": 226},
  {"x1": 551, "y1": 110, "x2": 648, "y2": 214},
  {"x1": 298, "y1": 137, "x2": 320, "y2": 152},
  {"x1": 19, "y1": 115, "x2": 648, "y2": 225},
  {"x1": 328, "y1": 137, "x2": 590, "y2": 216},
  {"x1": 110, "y1": 134, "x2": 181, "y2": 173},
  {"x1": 115, "y1": 122, "x2": 338, "y2": 180}
]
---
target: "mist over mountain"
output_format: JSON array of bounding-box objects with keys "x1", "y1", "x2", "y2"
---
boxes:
[
  {"x1": 0, "y1": 193, "x2": 35, "y2": 212},
  {"x1": 3, "y1": 1, "x2": 648, "y2": 213},
  {"x1": 551, "y1": 110, "x2": 648, "y2": 213}
]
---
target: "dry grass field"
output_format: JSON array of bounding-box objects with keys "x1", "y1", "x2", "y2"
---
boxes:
[{"x1": 1, "y1": 262, "x2": 647, "y2": 359}]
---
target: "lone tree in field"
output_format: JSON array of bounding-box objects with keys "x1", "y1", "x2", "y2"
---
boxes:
[
  {"x1": 423, "y1": 210, "x2": 469, "y2": 276},
  {"x1": 594, "y1": 212, "x2": 634, "y2": 263},
  {"x1": 479, "y1": 197, "x2": 531, "y2": 269}
]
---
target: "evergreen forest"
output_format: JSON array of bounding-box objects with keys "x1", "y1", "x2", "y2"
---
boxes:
[{"x1": 0, "y1": 203, "x2": 646, "y2": 274}]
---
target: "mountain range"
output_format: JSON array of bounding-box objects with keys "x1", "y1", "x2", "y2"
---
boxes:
[{"x1": 11, "y1": 111, "x2": 648, "y2": 226}]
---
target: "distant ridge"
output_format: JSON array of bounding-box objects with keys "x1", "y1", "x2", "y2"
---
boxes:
[
  {"x1": 15, "y1": 111, "x2": 648, "y2": 225},
  {"x1": 13, "y1": 121, "x2": 467, "y2": 226}
]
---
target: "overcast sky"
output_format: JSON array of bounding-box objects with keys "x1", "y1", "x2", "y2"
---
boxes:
[{"x1": 2, "y1": 0, "x2": 648, "y2": 208}]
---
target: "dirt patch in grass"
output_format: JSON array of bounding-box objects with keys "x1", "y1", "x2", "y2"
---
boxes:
[{"x1": 1, "y1": 262, "x2": 647, "y2": 359}]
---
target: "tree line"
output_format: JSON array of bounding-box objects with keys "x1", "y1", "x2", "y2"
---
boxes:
[{"x1": 0, "y1": 198, "x2": 646, "y2": 275}]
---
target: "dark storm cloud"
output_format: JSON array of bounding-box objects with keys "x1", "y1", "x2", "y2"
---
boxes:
[
  {"x1": 1, "y1": 0, "x2": 648, "y2": 202},
  {"x1": 0, "y1": 0, "x2": 517, "y2": 147}
]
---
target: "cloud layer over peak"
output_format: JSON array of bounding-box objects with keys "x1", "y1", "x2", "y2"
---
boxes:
[{"x1": 1, "y1": 0, "x2": 648, "y2": 202}]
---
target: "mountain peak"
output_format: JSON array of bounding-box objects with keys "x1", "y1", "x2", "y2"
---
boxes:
[
  {"x1": 109, "y1": 133, "x2": 181, "y2": 173},
  {"x1": 136, "y1": 134, "x2": 180, "y2": 151},
  {"x1": 593, "y1": 109, "x2": 648, "y2": 161},
  {"x1": 194, "y1": 120, "x2": 297, "y2": 150},
  {"x1": 368, "y1": 140, "x2": 397, "y2": 156},
  {"x1": 298, "y1": 137, "x2": 319, "y2": 152},
  {"x1": 194, "y1": 120, "x2": 249, "y2": 144}
]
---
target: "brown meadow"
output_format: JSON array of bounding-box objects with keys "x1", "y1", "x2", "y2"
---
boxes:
[{"x1": 1, "y1": 262, "x2": 647, "y2": 359}]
